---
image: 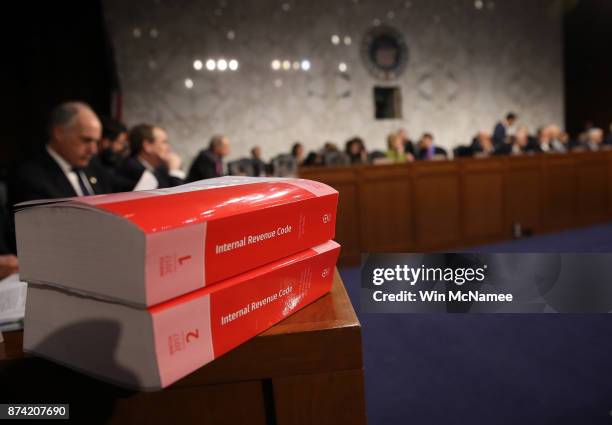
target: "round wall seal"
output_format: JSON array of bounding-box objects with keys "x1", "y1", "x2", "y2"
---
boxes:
[{"x1": 361, "y1": 25, "x2": 408, "y2": 81}]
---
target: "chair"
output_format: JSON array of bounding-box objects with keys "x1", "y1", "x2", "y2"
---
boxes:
[
  {"x1": 323, "y1": 151, "x2": 350, "y2": 167},
  {"x1": 227, "y1": 158, "x2": 256, "y2": 176},
  {"x1": 270, "y1": 154, "x2": 298, "y2": 177}
]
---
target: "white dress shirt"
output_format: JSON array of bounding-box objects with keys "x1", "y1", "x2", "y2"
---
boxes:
[
  {"x1": 46, "y1": 146, "x2": 93, "y2": 196},
  {"x1": 133, "y1": 157, "x2": 186, "y2": 191}
]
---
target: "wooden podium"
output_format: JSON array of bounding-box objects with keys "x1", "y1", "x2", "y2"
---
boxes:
[{"x1": 0, "y1": 270, "x2": 366, "y2": 425}]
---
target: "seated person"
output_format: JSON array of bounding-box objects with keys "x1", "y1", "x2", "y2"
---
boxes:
[
  {"x1": 470, "y1": 131, "x2": 495, "y2": 156},
  {"x1": 585, "y1": 128, "x2": 604, "y2": 151},
  {"x1": 251, "y1": 146, "x2": 270, "y2": 177},
  {"x1": 570, "y1": 127, "x2": 604, "y2": 152},
  {"x1": 118, "y1": 124, "x2": 185, "y2": 189},
  {"x1": 557, "y1": 130, "x2": 572, "y2": 151},
  {"x1": 98, "y1": 117, "x2": 129, "y2": 168},
  {"x1": 533, "y1": 127, "x2": 553, "y2": 153},
  {"x1": 187, "y1": 135, "x2": 230, "y2": 182},
  {"x1": 546, "y1": 124, "x2": 568, "y2": 153},
  {"x1": 416, "y1": 133, "x2": 447, "y2": 160},
  {"x1": 397, "y1": 128, "x2": 416, "y2": 158},
  {"x1": 605, "y1": 124, "x2": 612, "y2": 146},
  {"x1": 291, "y1": 142, "x2": 305, "y2": 166},
  {"x1": 303, "y1": 150, "x2": 324, "y2": 166},
  {"x1": 96, "y1": 117, "x2": 134, "y2": 192},
  {"x1": 385, "y1": 133, "x2": 412, "y2": 163},
  {"x1": 9, "y1": 101, "x2": 113, "y2": 205},
  {"x1": 321, "y1": 142, "x2": 349, "y2": 166},
  {"x1": 250, "y1": 146, "x2": 268, "y2": 176},
  {"x1": 512, "y1": 128, "x2": 532, "y2": 154},
  {"x1": 344, "y1": 137, "x2": 369, "y2": 165}
]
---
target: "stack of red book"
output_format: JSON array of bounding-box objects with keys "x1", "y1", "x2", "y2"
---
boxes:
[{"x1": 15, "y1": 177, "x2": 340, "y2": 390}]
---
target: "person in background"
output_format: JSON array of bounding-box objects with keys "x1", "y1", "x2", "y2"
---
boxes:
[
  {"x1": 574, "y1": 120, "x2": 595, "y2": 148},
  {"x1": 416, "y1": 133, "x2": 447, "y2": 160},
  {"x1": 605, "y1": 123, "x2": 612, "y2": 146},
  {"x1": 291, "y1": 142, "x2": 305, "y2": 166},
  {"x1": 584, "y1": 128, "x2": 604, "y2": 151},
  {"x1": 558, "y1": 130, "x2": 572, "y2": 151},
  {"x1": 9, "y1": 101, "x2": 112, "y2": 205},
  {"x1": 385, "y1": 133, "x2": 410, "y2": 163},
  {"x1": 493, "y1": 112, "x2": 517, "y2": 149},
  {"x1": 250, "y1": 146, "x2": 268, "y2": 176},
  {"x1": 95, "y1": 117, "x2": 134, "y2": 192},
  {"x1": 187, "y1": 135, "x2": 230, "y2": 182},
  {"x1": 470, "y1": 131, "x2": 495, "y2": 156},
  {"x1": 98, "y1": 117, "x2": 129, "y2": 168},
  {"x1": 511, "y1": 127, "x2": 531, "y2": 154},
  {"x1": 303, "y1": 149, "x2": 324, "y2": 166},
  {"x1": 496, "y1": 127, "x2": 530, "y2": 155},
  {"x1": 344, "y1": 137, "x2": 368, "y2": 165},
  {"x1": 118, "y1": 124, "x2": 185, "y2": 189},
  {"x1": 397, "y1": 128, "x2": 416, "y2": 159},
  {"x1": 546, "y1": 125, "x2": 567, "y2": 153},
  {"x1": 533, "y1": 127, "x2": 553, "y2": 153}
]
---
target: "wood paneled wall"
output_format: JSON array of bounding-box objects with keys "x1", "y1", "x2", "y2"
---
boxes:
[{"x1": 299, "y1": 151, "x2": 612, "y2": 265}]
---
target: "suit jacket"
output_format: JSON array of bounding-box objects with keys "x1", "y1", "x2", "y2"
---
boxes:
[
  {"x1": 187, "y1": 149, "x2": 222, "y2": 182},
  {"x1": 8, "y1": 149, "x2": 113, "y2": 207},
  {"x1": 7, "y1": 149, "x2": 114, "y2": 254},
  {"x1": 524, "y1": 138, "x2": 551, "y2": 153},
  {"x1": 492, "y1": 122, "x2": 507, "y2": 148},
  {"x1": 403, "y1": 139, "x2": 416, "y2": 156},
  {"x1": 416, "y1": 146, "x2": 447, "y2": 160},
  {"x1": 117, "y1": 156, "x2": 183, "y2": 190}
]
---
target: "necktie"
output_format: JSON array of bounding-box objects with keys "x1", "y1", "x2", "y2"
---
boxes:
[
  {"x1": 215, "y1": 158, "x2": 222, "y2": 176},
  {"x1": 72, "y1": 168, "x2": 94, "y2": 196}
]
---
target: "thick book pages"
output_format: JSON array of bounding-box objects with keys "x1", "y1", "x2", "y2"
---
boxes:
[
  {"x1": 15, "y1": 177, "x2": 338, "y2": 307},
  {"x1": 23, "y1": 240, "x2": 340, "y2": 390}
]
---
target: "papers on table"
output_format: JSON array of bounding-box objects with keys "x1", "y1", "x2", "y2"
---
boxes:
[{"x1": 0, "y1": 274, "x2": 27, "y2": 332}]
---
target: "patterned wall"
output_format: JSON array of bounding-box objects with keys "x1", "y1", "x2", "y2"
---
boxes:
[{"x1": 104, "y1": 0, "x2": 564, "y2": 162}]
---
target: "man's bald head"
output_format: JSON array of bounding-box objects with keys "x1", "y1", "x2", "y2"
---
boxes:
[
  {"x1": 209, "y1": 135, "x2": 230, "y2": 157},
  {"x1": 48, "y1": 101, "x2": 101, "y2": 168}
]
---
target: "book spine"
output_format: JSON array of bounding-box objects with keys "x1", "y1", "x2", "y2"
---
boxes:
[
  {"x1": 149, "y1": 243, "x2": 339, "y2": 388},
  {"x1": 144, "y1": 223, "x2": 207, "y2": 306},
  {"x1": 144, "y1": 192, "x2": 338, "y2": 306}
]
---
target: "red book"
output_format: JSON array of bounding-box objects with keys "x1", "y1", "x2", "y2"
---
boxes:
[
  {"x1": 23, "y1": 240, "x2": 340, "y2": 390},
  {"x1": 15, "y1": 177, "x2": 338, "y2": 307}
]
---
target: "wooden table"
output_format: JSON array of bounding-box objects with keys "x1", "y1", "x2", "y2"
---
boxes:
[
  {"x1": 300, "y1": 150, "x2": 612, "y2": 265},
  {"x1": 0, "y1": 270, "x2": 366, "y2": 425}
]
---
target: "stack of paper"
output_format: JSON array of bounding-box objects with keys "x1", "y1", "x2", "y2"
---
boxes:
[{"x1": 0, "y1": 274, "x2": 27, "y2": 332}]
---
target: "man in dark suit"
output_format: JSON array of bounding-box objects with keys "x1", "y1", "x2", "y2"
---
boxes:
[
  {"x1": 9, "y1": 102, "x2": 113, "y2": 206},
  {"x1": 416, "y1": 133, "x2": 447, "y2": 160},
  {"x1": 187, "y1": 135, "x2": 230, "y2": 182},
  {"x1": 492, "y1": 112, "x2": 517, "y2": 149},
  {"x1": 117, "y1": 124, "x2": 185, "y2": 190},
  {"x1": 98, "y1": 117, "x2": 129, "y2": 169},
  {"x1": 250, "y1": 146, "x2": 268, "y2": 176},
  {"x1": 605, "y1": 124, "x2": 612, "y2": 146}
]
